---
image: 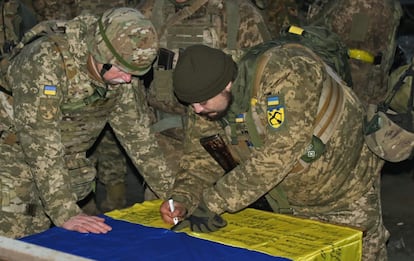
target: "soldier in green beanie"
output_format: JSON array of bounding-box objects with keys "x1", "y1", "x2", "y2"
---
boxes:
[{"x1": 162, "y1": 44, "x2": 389, "y2": 260}]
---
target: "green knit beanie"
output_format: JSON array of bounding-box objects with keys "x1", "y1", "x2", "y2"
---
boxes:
[{"x1": 173, "y1": 45, "x2": 237, "y2": 103}]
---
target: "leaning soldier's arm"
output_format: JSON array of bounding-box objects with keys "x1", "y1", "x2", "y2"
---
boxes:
[
  {"x1": 235, "y1": 1, "x2": 272, "y2": 49},
  {"x1": 202, "y1": 47, "x2": 325, "y2": 214},
  {"x1": 109, "y1": 79, "x2": 175, "y2": 199},
  {"x1": 11, "y1": 39, "x2": 81, "y2": 226},
  {"x1": 169, "y1": 110, "x2": 227, "y2": 215}
]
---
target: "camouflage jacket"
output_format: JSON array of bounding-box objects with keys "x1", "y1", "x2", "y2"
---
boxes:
[
  {"x1": 172, "y1": 44, "x2": 383, "y2": 217},
  {"x1": 2, "y1": 14, "x2": 174, "y2": 226}
]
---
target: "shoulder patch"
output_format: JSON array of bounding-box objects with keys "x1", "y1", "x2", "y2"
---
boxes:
[
  {"x1": 267, "y1": 95, "x2": 285, "y2": 130},
  {"x1": 43, "y1": 85, "x2": 57, "y2": 96}
]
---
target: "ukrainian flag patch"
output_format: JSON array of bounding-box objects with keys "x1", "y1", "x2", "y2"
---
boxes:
[
  {"x1": 267, "y1": 95, "x2": 285, "y2": 130},
  {"x1": 235, "y1": 113, "x2": 245, "y2": 123},
  {"x1": 43, "y1": 85, "x2": 57, "y2": 96}
]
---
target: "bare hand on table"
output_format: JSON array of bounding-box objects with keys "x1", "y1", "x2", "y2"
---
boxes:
[{"x1": 62, "y1": 213, "x2": 112, "y2": 234}]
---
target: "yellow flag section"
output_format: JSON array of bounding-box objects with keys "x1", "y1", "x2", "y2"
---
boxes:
[{"x1": 106, "y1": 200, "x2": 362, "y2": 261}]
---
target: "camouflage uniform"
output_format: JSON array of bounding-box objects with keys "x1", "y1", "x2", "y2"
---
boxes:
[
  {"x1": 131, "y1": 0, "x2": 271, "y2": 198},
  {"x1": 27, "y1": 0, "x2": 144, "y2": 212},
  {"x1": 0, "y1": 8, "x2": 174, "y2": 238},
  {"x1": 304, "y1": 0, "x2": 403, "y2": 105},
  {"x1": 172, "y1": 45, "x2": 389, "y2": 260}
]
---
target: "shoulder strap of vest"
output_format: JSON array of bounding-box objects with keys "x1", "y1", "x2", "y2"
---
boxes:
[
  {"x1": 151, "y1": 0, "x2": 166, "y2": 32},
  {"x1": 225, "y1": 0, "x2": 240, "y2": 50}
]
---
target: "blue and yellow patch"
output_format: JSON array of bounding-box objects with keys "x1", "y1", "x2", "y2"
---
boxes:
[
  {"x1": 235, "y1": 113, "x2": 245, "y2": 123},
  {"x1": 267, "y1": 95, "x2": 285, "y2": 130},
  {"x1": 43, "y1": 85, "x2": 57, "y2": 96}
]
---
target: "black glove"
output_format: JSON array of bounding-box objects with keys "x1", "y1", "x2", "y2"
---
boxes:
[{"x1": 171, "y1": 203, "x2": 227, "y2": 233}]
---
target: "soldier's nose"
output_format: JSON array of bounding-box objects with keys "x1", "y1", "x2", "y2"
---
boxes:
[{"x1": 121, "y1": 73, "x2": 132, "y2": 83}]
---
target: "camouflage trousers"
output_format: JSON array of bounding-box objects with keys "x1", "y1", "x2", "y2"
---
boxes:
[
  {"x1": 0, "y1": 143, "x2": 51, "y2": 239},
  {"x1": 293, "y1": 176, "x2": 389, "y2": 261}
]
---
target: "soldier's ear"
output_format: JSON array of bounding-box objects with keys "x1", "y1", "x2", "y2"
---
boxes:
[{"x1": 225, "y1": 81, "x2": 232, "y2": 92}]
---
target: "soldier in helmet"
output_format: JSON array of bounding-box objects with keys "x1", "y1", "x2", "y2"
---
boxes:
[
  {"x1": 0, "y1": 7, "x2": 174, "y2": 238},
  {"x1": 24, "y1": 0, "x2": 146, "y2": 214}
]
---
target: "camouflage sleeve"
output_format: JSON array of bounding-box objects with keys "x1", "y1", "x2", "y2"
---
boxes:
[
  {"x1": 109, "y1": 79, "x2": 175, "y2": 199},
  {"x1": 170, "y1": 111, "x2": 227, "y2": 215},
  {"x1": 235, "y1": 1, "x2": 272, "y2": 48},
  {"x1": 10, "y1": 38, "x2": 81, "y2": 226}
]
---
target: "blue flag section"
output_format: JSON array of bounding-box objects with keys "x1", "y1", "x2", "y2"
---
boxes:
[{"x1": 20, "y1": 216, "x2": 291, "y2": 261}]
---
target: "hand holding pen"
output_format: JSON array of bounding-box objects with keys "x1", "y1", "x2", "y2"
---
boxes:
[
  {"x1": 160, "y1": 198, "x2": 186, "y2": 225},
  {"x1": 168, "y1": 199, "x2": 179, "y2": 225}
]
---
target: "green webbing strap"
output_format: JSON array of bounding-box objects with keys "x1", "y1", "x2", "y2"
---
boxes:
[
  {"x1": 265, "y1": 186, "x2": 293, "y2": 214},
  {"x1": 225, "y1": 0, "x2": 240, "y2": 50},
  {"x1": 61, "y1": 86, "x2": 106, "y2": 111},
  {"x1": 245, "y1": 108, "x2": 263, "y2": 147},
  {"x1": 151, "y1": 0, "x2": 165, "y2": 33},
  {"x1": 256, "y1": 20, "x2": 272, "y2": 42}
]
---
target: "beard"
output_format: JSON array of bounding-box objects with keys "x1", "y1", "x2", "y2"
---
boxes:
[{"x1": 200, "y1": 91, "x2": 233, "y2": 121}]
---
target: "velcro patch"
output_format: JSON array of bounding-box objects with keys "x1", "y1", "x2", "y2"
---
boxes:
[{"x1": 43, "y1": 85, "x2": 57, "y2": 96}]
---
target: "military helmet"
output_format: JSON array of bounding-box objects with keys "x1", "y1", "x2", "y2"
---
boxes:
[
  {"x1": 388, "y1": 63, "x2": 413, "y2": 113},
  {"x1": 364, "y1": 104, "x2": 414, "y2": 162},
  {"x1": 87, "y1": 7, "x2": 158, "y2": 76}
]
